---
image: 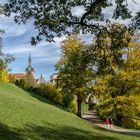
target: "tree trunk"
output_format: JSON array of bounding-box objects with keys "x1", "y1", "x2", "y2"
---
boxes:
[{"x1": 77, "y1": 95, "x2": 82, "y2": 117}]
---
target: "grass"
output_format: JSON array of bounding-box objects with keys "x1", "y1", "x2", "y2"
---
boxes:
[
  {"x1": 0, "y1": 82, "x2": 140, "y2": 140},
  {"x1": 81, "y1": 103, "x2": 89, "y2": 113}
]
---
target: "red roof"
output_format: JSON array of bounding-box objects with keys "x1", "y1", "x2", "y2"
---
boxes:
[{"x1": 9, "y1": 73, "x2": 26, "y2": 79}]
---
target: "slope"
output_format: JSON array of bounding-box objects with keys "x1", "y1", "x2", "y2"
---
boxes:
[{"x1": 0, "y1": 82, "x2": 139, "y2": 140}]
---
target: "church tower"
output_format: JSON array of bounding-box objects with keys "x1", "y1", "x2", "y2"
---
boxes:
[
  {"x1": 25, "y1": 54, "x2": 36, "y2": 88},
  {"x1": 25, "y1": 54, "x2": 35, "y2": 75}
]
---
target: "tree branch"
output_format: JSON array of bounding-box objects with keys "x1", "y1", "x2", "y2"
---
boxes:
[
  {"x1": 67, "y1": 21, "x2": 101, "y2": 32},
  {"x1": 122, "y1": 115, "x2": 140, "y2": 120},
  {"x1": 80, "y1": 0, "x2": 105, "y2": 24}
]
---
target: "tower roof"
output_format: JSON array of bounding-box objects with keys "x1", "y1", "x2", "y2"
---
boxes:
[
  {"x1": 29, "y1": 53, "x2": 31, "y2": 66},
  {"x1": 36, "y1": 74, "x2": 46, "y2": 84},
  {"x1": 25, "y1": 54, "x2": 35, "y2": 73}
]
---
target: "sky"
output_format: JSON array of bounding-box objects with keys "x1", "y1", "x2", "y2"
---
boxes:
[{"x1": 0, "y1": 0, "x2": 140, "y2": 81}]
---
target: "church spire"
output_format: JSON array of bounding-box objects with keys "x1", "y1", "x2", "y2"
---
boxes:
[
  {"x1": 25, "y1": 53, "x2": 35, "y2": 73},
  {"x1": 28, "y1": 53, "x2": 32, "y2": 67}
]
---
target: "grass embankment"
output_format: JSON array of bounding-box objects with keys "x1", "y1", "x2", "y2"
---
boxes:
[{"x1": 0, "y1": 82, "x2": 139, "y2": 140}]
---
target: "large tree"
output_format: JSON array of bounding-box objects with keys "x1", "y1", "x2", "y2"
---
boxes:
[
  {"x1": 93, "y1": 41, "x2": 140, "y2": 128},
  {"x1": 56, "y1": 35, "x2": 94, "y2": 117},
  {"x1": 56, "y1": 23, "x2": 132, "y2": 117},
  {"x1": 88, "y1": 23, "x2": 132, "y2": 75},
  {"x1": 3, "y1": 0, "x2": 140, "y2": 44}
]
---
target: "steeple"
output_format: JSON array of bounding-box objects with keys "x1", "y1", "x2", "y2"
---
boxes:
[
  {"x1": 29, "y1": 53, "x2": 32, "y2": 67},
  {"x1": 39, "y1": 74, "x2": 46, "y2": 83},
  {"x1": 36, "y1": 74, "x2": 46, "y2": 85},
  {"x1": 25, "y1": 54, "x2": 35, "y2": 74}
]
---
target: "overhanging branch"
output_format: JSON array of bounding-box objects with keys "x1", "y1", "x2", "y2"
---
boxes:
[{"x1": 80, "y1": 0, "x2": 105, "y2": 24}]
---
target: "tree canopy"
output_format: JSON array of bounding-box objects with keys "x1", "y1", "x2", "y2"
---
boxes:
[
  {"x1": 93, "y1": 41, "x2": 140, "y2": 128},
  {"x1": 3, "y1": 0, "x2": 140, "y2": 44},
  {"x1": 56, "y1": 35, "x2": 94, "y2": 117}
]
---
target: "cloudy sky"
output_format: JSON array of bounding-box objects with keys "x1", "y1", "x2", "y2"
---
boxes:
[
  {"x1": 0, "y1": 1, "x2": 65, "y2": 81},
  {"x1": 0, "y1": 0, "x2": 140, "y2": 81},
  {"x1": 0, "y1": 15, "x2": 63, "y2": 80}
]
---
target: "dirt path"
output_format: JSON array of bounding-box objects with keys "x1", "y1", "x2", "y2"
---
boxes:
[{"x1": 82, "y1": 110, "x2": 140, "y2": 137}]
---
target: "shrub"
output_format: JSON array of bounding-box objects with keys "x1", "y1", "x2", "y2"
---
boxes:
[
  {"x1": 36, "y1": 83, "x2": 64, "y2": 105},
  {"x1": 67, "y1": 100, "x2": 78, "y2": 114},
  {"x1": 15, "y1": 78, "x2": 29, "y2": 90},
  {"x1": 0, "y1": 70, "x2": 9, "y2": 83},
  {"x1": 53, "y1": 89, "x2": 63, "y2": 105}
]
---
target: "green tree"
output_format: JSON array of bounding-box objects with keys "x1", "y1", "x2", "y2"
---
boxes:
[
  {"x1": 0, "y1": 70, "x2": 9, "y2": 82},
  {"x1": 3, "y1": 0, "x2": 140, "y2": 44},
  {"x1": 25, "y1": 72, "x2": 36, "y2": 89},
  {"x1": 93, "y1": 41, "x2": 140, "y2": 128},
  {"x1": 15, "y1": 78, "x2": 29, "y2": 90},
  {"x1": 0, "y1": 42, "x2": 14, "y2": 82},
  {"x1": 89, "y1": 23, "x2": 132, "y2": 75},
  {"x1": 56, "y1": 35, "x2": 94, "y2": 117},
  {"x1": 0, "y1": 3, "x2": 14, "y2": 82}
]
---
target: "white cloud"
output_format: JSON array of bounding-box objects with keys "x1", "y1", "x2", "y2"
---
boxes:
[
  {"x1": 0, "y1": 21, "x2": 26, "y2": 37},
  {"x1": 1, "y1": 0, "x2": 140, "y2": 80},
  {"x1": 71, "y1": 6, "x2": 85, "y2": 17}
]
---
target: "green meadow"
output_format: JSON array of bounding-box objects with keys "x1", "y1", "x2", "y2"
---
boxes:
[{"x1": 0, "y1": 82, "x2": 139, "y2": 140}]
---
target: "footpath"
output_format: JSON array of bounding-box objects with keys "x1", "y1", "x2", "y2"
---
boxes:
[{"x1": 82, "y1": 110, "x2": 140, "y2": 137}]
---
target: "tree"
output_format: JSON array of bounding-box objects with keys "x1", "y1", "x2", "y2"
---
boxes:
[
  {"x1": 3, "y1": 0, "x2": 140, "y2": 44},
  {"x1": 25, "y1": 72, "x2": 36, "y2": 89},
  {"x1": 0, "y1": 4, "x2": 14, "y2": 82},
  {"x1": 0, "y1": 50, "x2": 14, "y2": 82},
  {"x1": 15, "y1": 78, "x2": 29, "y2": 90},
  {"x1": 0, "y1": 42, "x2": 14, "y2": 82},
  {"x1": 0, "y1": 70, "x2": 9, "y2": 82},
  {"x1": 88, "y1": 23, "x2": 132, "y2": 75},
  {"x1": 56, "y1": 35, "x2": 94, "y2": 117},
  {"x1": 93, "y1": 41, "x2": 140, "y2": 128}
]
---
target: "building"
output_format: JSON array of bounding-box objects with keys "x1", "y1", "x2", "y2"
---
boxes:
[
  {"x1": 50, "y1": 73, "x2": 58, "y2": 86},
  {"x1": 25, "y1": 53, "x2": 35, "y2": 75},
  {"x1": 9, "y1": 73, "x2": 26, "y2": 79},
  {"x1": 36, "y1": 74, "x2": 46, "y2": 85},
  {"x1": 9, "y1": 54, "x2": 46, "y2": 85}
]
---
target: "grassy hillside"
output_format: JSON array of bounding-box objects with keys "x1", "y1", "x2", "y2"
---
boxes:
[{"x1": 0, "y1": 82, "x2": 139, "y2": 140}]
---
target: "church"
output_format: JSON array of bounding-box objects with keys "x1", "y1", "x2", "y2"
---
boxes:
[{"x1": 9, "y1": 54, "x2": 46, "y2": 85}]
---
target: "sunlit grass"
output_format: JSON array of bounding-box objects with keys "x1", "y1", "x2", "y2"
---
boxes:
[{"x1": 0, "y1": 82, "x2": 139, "y2": 140}]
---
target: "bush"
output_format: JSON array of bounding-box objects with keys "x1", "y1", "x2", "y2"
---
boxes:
[
  {"x1": 67, "y1": 100, "x2": 78, "y2": 114},
  {"x1": 36, "y1": 83, "x2": 63, "y2": 105},
  {"x1": 15, "y1": 78, "x2": 29, "y2": 90},
  {"x1": 0, "y1": 70, "x2": 9, "y2": 83},
  {"x1": 53, "y1": 89, "x2": 63, "y2": 105},
  {"x1": 89, "y1": 103, "x2": 96, "y2": 110}
]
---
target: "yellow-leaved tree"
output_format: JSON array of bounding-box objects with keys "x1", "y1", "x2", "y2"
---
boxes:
[
  {"x1": 0, "y1": 70, "x2": 9, "y2": 83},
  {"x1": 93, "y1": 41, "x2": 140, "y2": 129}
]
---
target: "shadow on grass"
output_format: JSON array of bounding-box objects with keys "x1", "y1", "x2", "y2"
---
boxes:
[
  {"x1": 0, "y1": 122, "x2": 120, "y2": 140},
  {"x1": 0, "y1": 123, "x2": 23, "y2": 140},
  {"x1": 94, "y1": 125, "x2": 140, "y2": 138}
]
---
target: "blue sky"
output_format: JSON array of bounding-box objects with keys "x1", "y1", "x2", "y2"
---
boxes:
[
  {"x1": 0, "y1": 1, "x2": 93, "y2": 81},
  {"x1": 0, "y1": 0, "x2": 140, "y2": 81},
  {"x1": 0, "y1": 15, "x2": 65, "y2": 81}
]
